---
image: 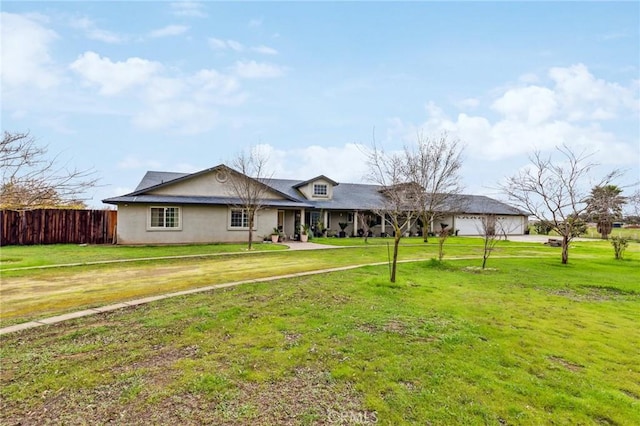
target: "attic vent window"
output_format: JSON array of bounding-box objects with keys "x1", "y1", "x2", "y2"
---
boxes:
[
  {"x1": 313, "y1": 184, "x2": 328, "y2": 197},
  {"x1": 216, "y1": 170, "x2": 228, "y2": 183}
]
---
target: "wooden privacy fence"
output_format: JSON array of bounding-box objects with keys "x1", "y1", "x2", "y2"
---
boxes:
[{"x1": 0, "y1": 209, "x2": 117, "y2": 246}]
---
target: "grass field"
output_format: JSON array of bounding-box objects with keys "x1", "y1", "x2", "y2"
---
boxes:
[
  {"x1": 532, "y1": 226, "x2": 640, "y2": 241},
  {"x1": 1, "y1": 239, "x2": 639, "y2": 424}
]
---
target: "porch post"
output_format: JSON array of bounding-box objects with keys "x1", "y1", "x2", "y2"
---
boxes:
[
  {"x1": 353, "y1": 211, "x2": 358, "y2": 237},
  {"x1": 323, "y1": 210, "x2": 328, "y2": 230},
  {"x1": 380, "y1": 214, "x2": 386, "y2": 234},
  {"x1": 300, "y1": 209, "x2": 305, "y2": 229}
]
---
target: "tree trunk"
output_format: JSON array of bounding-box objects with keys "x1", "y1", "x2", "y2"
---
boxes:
[
  {"x1": 247, "y1": 211, "x2": 254, "y2": 250},
  {"x1": 391, "y1": 232, "x2": 401, "y2": 282},
  {"x1": 422, "y1": 213, "x2": 429, "y2": 243},
  {"x1": 482, "y1": 242, "x2": 488, "y2": 269},
  {"x1": 561, "y1": 235, "x2": 569, "y2": 264}
]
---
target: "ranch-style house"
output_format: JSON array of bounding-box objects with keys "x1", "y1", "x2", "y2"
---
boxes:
[{"x1": 103, "y1": 164, "x2": 529, "y2": 245}]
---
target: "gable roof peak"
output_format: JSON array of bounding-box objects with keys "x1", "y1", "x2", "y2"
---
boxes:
[{"x1": 292, "y1": 175, "x2": 339, "y2": 189}]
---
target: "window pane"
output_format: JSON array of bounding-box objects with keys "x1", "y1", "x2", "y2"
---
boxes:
[
  {"x1": 313, "y1": 184, "x2": 327, "y2": 196},
  {"x1": 231, "y1": 210, "x2": 242, "y2": 227},
  {"x1": 150, "y1": 207, "x2": 179, "y2": 228},
  {"x1": 166, "y1": 208, "x2": 178, "y2": 228},
  {"x1": 151, "y1": 208, "x2": 164, "y2": 227}
]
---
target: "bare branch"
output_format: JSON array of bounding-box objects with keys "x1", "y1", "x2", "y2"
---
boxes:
[
  {"x1": 227, "y1": 146, "x2": 274, "y2": 250},
  {"x1": 1, "y1": 131, "x2": 99, "y2": 210},
  {"x1": 404, "y1": 131, "x2": 465, "y2": 242},
  {"x1": 500, "y1": 145, "x2": 620, "y2": 264}
]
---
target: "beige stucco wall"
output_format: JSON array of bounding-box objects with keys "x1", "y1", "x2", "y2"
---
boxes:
[
  {"x1": 297, "y1": 178, "x2": 335, "y2": 200},
  {"x1": 116, "y1": 204, "x2": 278, "y2": 244}
]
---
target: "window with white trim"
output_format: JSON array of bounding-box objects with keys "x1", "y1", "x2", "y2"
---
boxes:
[
  {"x1": 230, "y1": 208, "x2": 250, "y2": 228},
  {"x1": 149, "y1": 207, "x2": 180, "y2": 229},
  {"x1": 313, "y1": 184, "x2": 328, "y2": 197}
]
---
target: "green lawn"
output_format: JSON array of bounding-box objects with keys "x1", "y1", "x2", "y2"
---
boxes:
[
  {"x1": 1, "y1": 240, "x2": 639, "y2": 424},
  {"x1": 532, "y1": 226, "x2": 640, "y2": 241},
  {"x1": 0, "y1": 238, "x2": 567, "y2": 326},
  {"x1": 0, "y1": 242, "x2": 287, "y2": 270}
]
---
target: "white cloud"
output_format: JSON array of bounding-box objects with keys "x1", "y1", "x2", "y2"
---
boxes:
[
  {"x1": 191, "y1": 69, "x2": 240, "y2": 95},
  {"x1": 518, "y1": 73, "x2": 539, "y2": 84},
  {"x1": 0, "y1": 12, "x2": 60, "y2": 89},
  {"x1": 66, "y1": 48, "x2": 249, "y2": 133},
  {"x1": 143, "y1": 76, "x2": 186, "y2": 102},
  {"x1": 252, "y1": 45, "x2": 278, "y2": 55},
  {"x1": 549, "y1": 63, "x2": 639, "y2": 121},
  {"x1": 208, "y1": 38, "x2": 227, "y2": 50},
  {"x1": 232, "y1": 60, "x2": 286, "y2": 79},
  {"x1": 399, "y1": 64, "x2": 639, "y2": 165},
  {"x1": 148, "y1": 24, "x2": 189, "y2": 38},
  {"x1": 258, "y1": 143, "x2": 370, "y2": 183},
  {"x1": 491, "y1": 86, "x2": 558, "y2": 125},
  {"x1": 69, "y1": 51, "x2": 163, "y2": 95},
  {"x1": 227, "y1": 40, "x2": 244, "y2": 52},
  {"x1": 208, "y1": 38, "x2": 244, "y2": 52},
  {"x1": 456, "y1": 98, "x2": 480, "y2": 109},
  {"x1": 209, "y1": 39, "x2": 278, "y2": 55},
  {"x1": 170, "y1": 1, "x2": 207, "y2": 18},
  {"x1": 70, "y1": 17, "x2": 125, "y2": 43}
]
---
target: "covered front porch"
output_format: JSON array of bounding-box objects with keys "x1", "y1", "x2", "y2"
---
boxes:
[{"x1": 275, "y1": 208, "x2": 456, "y2": 240}]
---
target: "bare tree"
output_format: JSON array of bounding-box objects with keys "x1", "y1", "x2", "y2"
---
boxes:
[
  {"x1": 227, "y1": 147, "x2": 273, "y2": 250},
  {"x1": 404, "y1": 131, "x2": 464, "y2": 242},
  {"x1": 476, "y1": 214, "x2": 519, "y2": 269},
  {"x1": 1, "y1": 131, "x2": 98, "y2": 209},
  {"x1": 436, "y1": 227, "x2": 450, "y2": 261},
  {"x1": 366, "y1": 143, "x2": 415, "y2": 283},
  {"x1": 357, "y1": 211, "x2": 377, "y2": 243},
  {"x1": 501, "y1": 145, "x2": 621, "y2": 264}
]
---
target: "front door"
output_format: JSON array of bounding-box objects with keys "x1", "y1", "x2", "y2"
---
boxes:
[{"x1": 277, "y1": 210, "x2": 285, "y2": 232}]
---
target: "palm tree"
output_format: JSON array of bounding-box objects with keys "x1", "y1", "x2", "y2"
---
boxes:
[{"x1": 585, "y1": 185, "x2": 626, "y2": 239}]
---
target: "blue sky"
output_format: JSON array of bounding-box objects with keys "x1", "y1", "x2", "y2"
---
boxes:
[{"x1": 2, "y1": 1, "x2": 639, "y2": 207}]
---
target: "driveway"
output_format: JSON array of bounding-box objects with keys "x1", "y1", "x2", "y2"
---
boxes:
[
  {"x1": 506, "y1": 235, "x2": 592, "y2": 243},
  {"x1": 277, "y1": 241, "x2": 341, "y2": 250}
]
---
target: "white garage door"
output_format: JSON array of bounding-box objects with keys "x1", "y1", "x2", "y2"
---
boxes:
[
  {"x1": 455, "y1": 215, "x2": 525, "y2": 236},
  {"x1": 455, "y1": 216, "x2": 484, "y2": 236}
]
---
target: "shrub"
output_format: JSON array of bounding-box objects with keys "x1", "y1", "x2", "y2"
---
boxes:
[
  {"x1": 610, "y1": 236, "x2": 629, "y2": 260},
  {"x1": 533, "y1": 221, "x2": 553, "y2": 235}
]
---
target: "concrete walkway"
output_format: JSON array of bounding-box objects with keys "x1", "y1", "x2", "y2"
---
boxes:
[{"x1": 277, "y1": 241, "x2": 343, "y2": 250}]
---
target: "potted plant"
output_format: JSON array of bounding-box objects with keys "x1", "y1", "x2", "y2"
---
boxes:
[
  {"x1": 338, "y1": 222, "x2": 348, "y2": 238},
  {"x1": 316, "y1": 221, "x2": 327, "y2": 238},
  {"x1": 271, "y1": 227, "x2": 280, "y2": 243},
  {"x1": 300, "y1": 224, "x2": 310, "y2": 242}
]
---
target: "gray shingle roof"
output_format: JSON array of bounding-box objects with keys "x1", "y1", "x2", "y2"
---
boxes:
[
  {"x1": 104, "y1": 166, "x2": 527, "y2": 216},
  {"x1": 105, "y1": 194, "x2": 312, "y2": 208},
  {"x1": 135, "y1": 171, "x2": 189, "y2": 192}
]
